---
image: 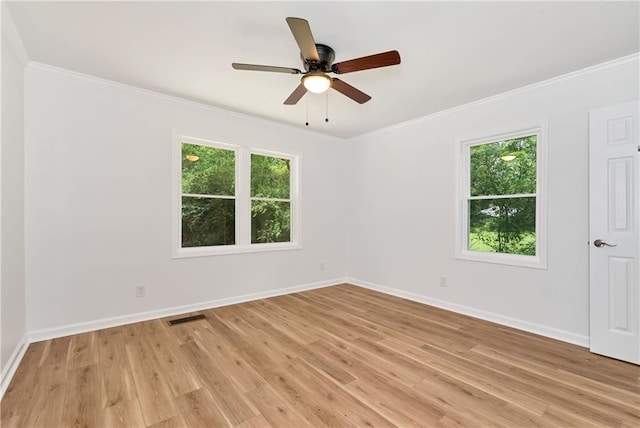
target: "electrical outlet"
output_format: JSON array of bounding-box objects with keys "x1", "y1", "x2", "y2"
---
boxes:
[
  {"x1": 136, "y1": 285, "x2": 146, "y2": 297},
  {"x1": 320, "y1": 261, "x2": 326, "y2": 271},
  {"x1": 439, "y1": 276, "x2": 448, "y2": 287}
]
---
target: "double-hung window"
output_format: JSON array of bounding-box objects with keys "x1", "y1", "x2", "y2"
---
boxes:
[
  {"x1": 181, "y1": 142, "x2": 237, "y2": 247},
  {"x1": 251, "y1": 153, "x2": 292, "y2": 244},
  {"x1": 174, "y1": 135, "x2": 299, "y2": 257},
  {"x1": 458, "y1": 128, "x2": 547, "y2": 268}
]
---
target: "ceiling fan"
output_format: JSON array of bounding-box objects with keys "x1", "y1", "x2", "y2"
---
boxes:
[{"x1": 232, "y1": 17, "x2": 401, "y2": 105}]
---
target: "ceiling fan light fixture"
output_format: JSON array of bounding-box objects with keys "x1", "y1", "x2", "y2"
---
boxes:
[{"x1": 302, "y1": 73, "x2": 331, "y2": 93}]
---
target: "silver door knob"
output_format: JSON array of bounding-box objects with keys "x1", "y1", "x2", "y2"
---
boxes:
[{"x1": 594, "y1": 239, "x2": 617, "y2": 248}]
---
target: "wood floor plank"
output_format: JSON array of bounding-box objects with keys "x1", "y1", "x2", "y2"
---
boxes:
[
  {"x1": 20, "y1": 363, "x2": 67, "y2": 427},
  {"x1": 236, "y1": 343, "x2": 287, "y2": 382},
  {"x1": 125, "y1": 338, "x2": 177, "y2": 425},
  {"x1": 260, "y1": 358, "x2": 359, "y2": 427},
  {"x1": 306, "y1": 338, "x2": 421, "y2": 387},
  {"x1": 162, "y1": 317, "x2": 208, "y2": 345},
  {"x1": 202, "y1": 311, "x2": 252, "y2": 349},
  {"x1": 440, "y1": 340, "x2": 626, "y2": 422},
  {"x1": 61, "y1": 364, "x2": 100, "y2": 428},
  {"x1": 96, "y1": 329, "x2": 138, "y2": 409},
  {"x1": 410, "y1": 375, "x2": 514, "y2": 427},
  {"x1": 191, "y1": 328, "x2": 267, "y2": 394},
  {"x1": 39, "y1": 335, "x2": 71, "y2": 367},
  {"x1": 2, "y1": 284, "x2": 639, "y2": 427},
  {"x1": 245, "y1": 383, "x2": 309, "y2": 427},
  {"x1": 352, "y1": 337, "x2": 435, "y2": 383},
  {"x1": 345, "y1": 376, "x2": 441, "y2": 427},
  {"x1": 146, "y1": 413, "x2": 189, "y2": 428},
  {"x1": 419, "y1": 342, "x2": 550, "y2": 415},
  {"x1": 412, "y1": 369, "x2": 549, "y2": 427},
  {"x1": 464, "y1": 322, "x2": 640, "y2": 391},
  {"x1": 472, "y1": 344, "x2": 640, "y2": 418},
  {"x1": 67, "y1": 331, "x2": 98, "y2": 370},
  {"x1": 180, "y1": 341, "x2": 259, "y2": 425},
  {"x1": 295, "y1": 341, "x2": 359, "y2": 385},
  {"x1": 0, "y1": 341, "x2": 46, "y2": 420},
  {"x1": 100, "y1": 398, "x2": 145, "y2": 427},
  {"x1": 282, "y1": 357, "x2": 397, "y2": 428},
  {"x1": 246, "y1": 303, "x2": 318, "y2": 345},
  {"x1": 0, "y1": 415, "x2": 21, "y2": 428},
  {"x1": 146, "y1": 328, "x2": 203, "y2": 397},
  {"x1": 541, "y1": 405, "x2": 606, "y2": 428},
  {"x1": 176, "y1": 388, "x2": 231, "y2": 427},
  {"x1": 234, "y1": 414, "x2": 273, "y2": 428}
]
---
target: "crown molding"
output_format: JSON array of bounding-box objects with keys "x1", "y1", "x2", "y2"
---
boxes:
[
  {"x1": 355, "y1": 52, "x2": 640, "y2": 140},
  {"x1": 23, "y1": 50, "x2": 640, "y2": 142},
  {"x1": 25, "y1": 61, "x2": 343, "y2": 142},
  {"x1": 1, "y1": 3, "x2": 30, "y2": 66}
]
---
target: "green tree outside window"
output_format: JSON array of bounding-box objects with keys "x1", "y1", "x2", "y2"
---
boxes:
[
  {"x1": 251, "y1": 154, "x2": 291, "y2": 244},
  {"x1": 180, "y1": 143, "x2": 293, "y2": 249},
  {"x1": 181, "y1": 143, "x2": 236, "y2": 247},
  {"x1": 468, "y1": 135, "x2": 537, "y2": 256}
]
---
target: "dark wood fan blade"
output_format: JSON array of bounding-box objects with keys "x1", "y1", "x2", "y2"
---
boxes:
[
  {"x1": 332, "y1": 50, "x2": 401, "y2": 74},
  {"x1": 286, "y1": 17, "x2": 319, "y2": 61},
  {"x1": 284, "y1": 83, "x2": 307, "y2": 105},
  {"x1": 331, "y1": 78, "x2": 371, "y2": 104},
  {"x1": 232, "y1": 63, "x2": 302, "y2": 74}
]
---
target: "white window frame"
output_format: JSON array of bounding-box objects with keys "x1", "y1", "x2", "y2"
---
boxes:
[
  {"x1": 172, "y1": 133, "x2": 301, "y2": 258},
  {"x1": 249, "y1": 149, "x2": 299, "y2": 247},
  {"x1": 456, "y1": 126, "x2": 548, "y2": 269}
]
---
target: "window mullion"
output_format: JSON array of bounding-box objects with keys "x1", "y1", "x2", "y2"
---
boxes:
[
  {"x1": 236, "y1": 147, "x2": 251, "y2": 246},
  {"x1": 182, "y1": 193, "x2": 236, "y2": 200},
  {"x1": 250, "y1": 197, "x2": 291, "y2": 203},
  {"x1": 468, "y1": 193, "x2": 537, "y2": 200}
]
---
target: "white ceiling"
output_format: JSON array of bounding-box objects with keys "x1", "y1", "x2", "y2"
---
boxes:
[{"x1": 7, "y1": 1, "x2": 640, "y2": 139}]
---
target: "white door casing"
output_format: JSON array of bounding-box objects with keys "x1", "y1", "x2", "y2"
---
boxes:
[{"x1": 589, "y1": 100, "x2": 640, "y2": 364}]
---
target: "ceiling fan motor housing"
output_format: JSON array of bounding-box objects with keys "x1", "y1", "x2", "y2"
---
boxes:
[{"x1": 302, "y1": 44, "x2": 335, "y2": 72}]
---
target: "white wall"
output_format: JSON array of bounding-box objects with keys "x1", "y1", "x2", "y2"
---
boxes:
[
  {"x1": 24, "y1": 65, "x2": 348, "y2": 334},
  {"x1": 18, "y1": 46, "x2": 640, "y2": 347},
  {"x1": 347, "y1": 57, "x2": 639, "y2": 344},
  {"x1": 1, "y1": 6, "x2": 27, "y2": 383}
]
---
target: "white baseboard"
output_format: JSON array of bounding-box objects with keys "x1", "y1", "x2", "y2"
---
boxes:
[
  {"x1": 346, "y1": 277, "x2": 590, "y2": 348},
  {"x1": 0, "y1": 334, "x2": 29, "y2": 400},
  {"x1": 15, "y1": 276, "x2": 588, "y2": 396},
  {"x1": 28, "y1": 278, "x2": 346, "y2": 342}
]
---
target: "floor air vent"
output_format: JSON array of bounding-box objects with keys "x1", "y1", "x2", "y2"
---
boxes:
[{"x1": 168, "y1": 314, "x2": 206, "y2": 326}]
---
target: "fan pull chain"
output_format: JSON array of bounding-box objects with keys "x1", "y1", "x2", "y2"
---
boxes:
[
  {"x1": 305, "y1": 98, "x2": 309, "y2": 126},
  {"x1": 325, "y1": 91, "x2": 329, "y2": 123}
]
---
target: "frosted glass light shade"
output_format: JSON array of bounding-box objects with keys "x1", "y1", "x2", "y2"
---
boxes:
[{"x1": 302, "y1": 74, "x2": 331, "y2": 94}]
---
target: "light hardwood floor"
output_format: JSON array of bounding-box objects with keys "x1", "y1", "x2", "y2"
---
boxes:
[{"x1": 1, "y1": 284, "x2": 639, "y2": 427}]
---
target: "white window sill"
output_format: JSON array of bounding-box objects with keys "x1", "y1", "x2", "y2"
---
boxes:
[
  {"x1": 456, "y1": 250, "x2": 547, "y2": 270},
  {"x1": 173, "y1": 242, "x2": 302, "y2": 259}
]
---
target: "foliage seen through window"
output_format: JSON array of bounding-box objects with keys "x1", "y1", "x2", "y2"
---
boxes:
[
  {"x1": 468, "y1": 135, "x2": 537, "y2": 256},
  {"x1": 181, "y1": 143, "x2": 236, "y2": 247},
  {"x1": 251, "y1": 154, "x2": 291, "y2": 244}
]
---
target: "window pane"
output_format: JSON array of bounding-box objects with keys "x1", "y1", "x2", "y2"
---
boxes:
[
  {"x1": 182, "y1": 143, "x2": 235, "y2": 196},
  {"x1": 251, "y1": 200, "x2": 290, "y2": 243},
  {"x1": 468, "y1": 197, "x2": 536, "y2": 255},
  {"x1": 182, "y1": 196, "x2": 235, "y2": 247},
  {"x1": 251, "y1": 154, "x2": 290, "y2": 199},
  {"x1": 470, "y1": 135, "x2": 536, "y2": 196}
]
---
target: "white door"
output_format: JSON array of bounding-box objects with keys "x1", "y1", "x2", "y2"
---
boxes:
[{"x1": 589, "y1": 100, "x2": 640, "y2": 364}]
